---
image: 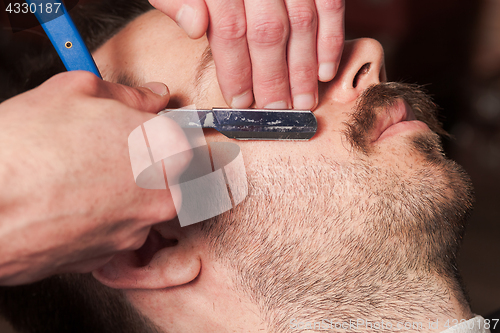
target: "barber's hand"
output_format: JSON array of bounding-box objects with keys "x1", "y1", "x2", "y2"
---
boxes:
[
  {"x1": 0, "y1": 71, "x2": 190, "y2": 285},
  {"x1": 150, "y1": 0, "x2": 345, "y2": 110}
]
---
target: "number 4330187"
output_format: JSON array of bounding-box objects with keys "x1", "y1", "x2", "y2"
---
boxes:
[{"x1": 6, "y1": 2, "x2": 61, "y2": 14}]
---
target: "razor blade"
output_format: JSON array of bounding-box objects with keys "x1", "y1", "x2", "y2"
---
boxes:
[{"x1": 158, "y1": 108, "x2": 317, "y2": 140}]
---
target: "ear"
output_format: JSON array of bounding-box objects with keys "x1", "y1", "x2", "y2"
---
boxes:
[{"x1": 92, "y1": 219, "x2": 201, "y2": 289}]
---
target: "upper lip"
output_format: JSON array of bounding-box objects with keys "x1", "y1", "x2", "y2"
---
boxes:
[{"x1": 371, "y1": 99, "x2": 416, "y2": 142}]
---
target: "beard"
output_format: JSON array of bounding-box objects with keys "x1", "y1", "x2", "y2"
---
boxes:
[{"x1": 198, "y1": 83, "x2": 474, "y2": 332}]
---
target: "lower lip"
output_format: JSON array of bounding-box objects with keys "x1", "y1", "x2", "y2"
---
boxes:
[{"x1": 377, "y1": 120, "x2": 430, "y2": 142}]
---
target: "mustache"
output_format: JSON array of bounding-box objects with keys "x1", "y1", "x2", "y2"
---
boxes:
[{"x1": 344, "y1": 82, "x2": 449, "y2": 154}]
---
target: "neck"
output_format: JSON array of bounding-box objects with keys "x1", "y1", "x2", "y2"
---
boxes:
[
  {"x1": 174, "y1": 260, "x2": 473, "y2": 333},
  {"x1": 286, "y1": 277, "x2": 472, "y2": 333}
]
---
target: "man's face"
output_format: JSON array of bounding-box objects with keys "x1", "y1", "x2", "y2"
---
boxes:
[
  {"x1": 93, "y1": 10, "x2": 445, "y2": 184},
  {"x1": 92, "y1": 10, "x2": 473, "y2": 333}
]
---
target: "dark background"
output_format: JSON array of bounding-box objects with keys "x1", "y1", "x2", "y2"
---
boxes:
[{"x1": 1, "y1": 0, "x2": 499, "y2": 331}]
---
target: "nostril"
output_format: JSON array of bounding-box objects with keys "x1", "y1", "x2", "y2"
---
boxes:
[{"x1": 353, "y1": 63, "x2": 371, "y2": 88}]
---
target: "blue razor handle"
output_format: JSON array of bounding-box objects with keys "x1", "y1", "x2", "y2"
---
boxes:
[{"x1": 25, "y1": 0, "x2": 101, "y2": 78}]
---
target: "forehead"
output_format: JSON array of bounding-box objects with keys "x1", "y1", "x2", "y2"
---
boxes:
[{"x1": 93, "y1": 10, "x2": 219, "y2": 108}]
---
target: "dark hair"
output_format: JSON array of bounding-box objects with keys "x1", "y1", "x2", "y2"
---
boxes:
[
  {"x1": 70, "y1": 0, "x2": 153, "y2": 52},
  {"x1": 0, "y1": 0, "x2": 153, "y2": 100},
  {"x1": 0, "y1": 274, "x2": 161, "y2": 333}
]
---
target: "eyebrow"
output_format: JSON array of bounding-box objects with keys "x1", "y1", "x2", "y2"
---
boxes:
[
  {"x1": 114, "y1": 71, "x2": 142, "y2": 87},
  {"x1": 194, "y1": 45, "x2": 215, "y2": 99}
]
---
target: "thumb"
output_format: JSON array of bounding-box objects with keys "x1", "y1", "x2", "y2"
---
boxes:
[
  {"x1": 139, "y1": 82, "x2": 171, "y2": 114},
  {"x1": 149, "y1": 0, "x2": 209, "y2": 39},
  {"x1": 100, "y1": 81, "x2": 171, "y2": 114}
]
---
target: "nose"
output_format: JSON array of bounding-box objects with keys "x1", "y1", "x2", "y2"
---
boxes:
[{"x1": 324, "y1": 38, "x2": 386, "y2": 104}]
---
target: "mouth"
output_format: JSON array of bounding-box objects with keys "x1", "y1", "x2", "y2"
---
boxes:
[{"x1": 372, "y1": 99, "x2": 430, "y2": 142}]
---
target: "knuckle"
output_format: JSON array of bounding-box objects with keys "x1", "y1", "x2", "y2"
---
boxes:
[
  {"x1": 149, "y1": 198, "x2": 177, "y2": 222},
  {"x1": 118, "y1": 239, "x2": 140, "y2": 252},
  {"x1": 319, "y1": 33, "x2": 344, "y2": 49},
  {"x1": 288, "y1": 6, "x2": 317, "y2": 32},
  {"x1": 317, "y1": 0, "x2": 344, "y2": 13},
  {"x1": 247, "y1": 17, "x2": 289, "y2": 46},
  {"x1": 163, "y1": 204, "x2": 178, "y2": 221},
  {"x1": 111, "y1": 234, "x2": 127, "y2": 251},
  {"x1": 119, "y1": 228, "x2": 148, "y2": 251},
  {"x1": 125, "y1": 87, "x2": 147, "y2": 106},
  {"x1": 291, "y1": 64, "x2": 317, "y2": 83},
  {"x1": 129, "y1": 237, "x2": 147, "y2": 250},
  {"x1": 213, "y1": 15, "x2": 247, "y2": 40},
  {"x1": 50, "y1": 71, "x2": 101, "y2": 95},
  {"x1": 141, "y1": 192, "x2": 177, "y2": 222},
  {"x1": 120, "y1": 86, "x2": 152, "y2": 111},
  {"x1": 221, "y1": 66, "x2": 252, "y2": 86},
  {"x1": 257, "y1": 72, "x2": 289, "y2": 94}
]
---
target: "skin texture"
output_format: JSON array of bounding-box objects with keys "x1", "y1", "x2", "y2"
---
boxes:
[
  {"x1": 0, "y1": 73, "x2": 191, "y2": 285},
  {"x1": 91, "y1": 10, "x2": 474, "y2": 333},
  {"x1": 149, "y1": 0, "x2": 345, "y2": 109}
]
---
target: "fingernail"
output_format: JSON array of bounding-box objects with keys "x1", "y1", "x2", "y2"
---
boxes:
[
  {"x1": 318, "y1": 62, "x2": 336, "y2": 82},
  {"x1": 293, "y1": 93, "x2": 315, "y2": 110},
  {"x1": 142, "y1": 82, "x2": 168, "y2": 96},
  {"x1": 231, "y1": 89, "x2": 253, "y2": 109},
  {"x1": 264, "y1": 101, "x2": 288, "y2": 109},
  {"x1": 176, "y1": 4, "x2": 197, "y2": 37}
]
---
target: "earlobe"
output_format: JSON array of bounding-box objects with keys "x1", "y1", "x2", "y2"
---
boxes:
[{"x1": 92, "y1": 222, "x2": 201, "y2": 290}]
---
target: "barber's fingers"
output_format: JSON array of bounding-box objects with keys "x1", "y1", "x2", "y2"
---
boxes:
[
  {"x1": 316, "y1": 0, "x2": 345, "y2": 82},
  {"x1": 58, "y1": 254, "x2": 115, "y2": 275},
  {"x1": 149, "y1": 0, "x2": 209, "y2": 39},
  {"x1": 57, "y1": 226, "x2": 148, "y2": 274},
  {"x1": 96, "y1": 81, "x2": 171, "y2": 114},
  {"x1": 245, "y1": 0, "x2": 291, "y2": 109},
  {"x1": 285, "y1": 0, "x2": 319, "y2": 109},
  {"x1": 49, "y1": 71, "x2": 171, "y2": 114},
  {"x1": 65, "y1": 71, "x2": 170, "y2": 113},
  {"x1": 46, "y1": 72, "x2": 171, "y2": 114},
  {"x1": 205, "y1": 0, "x2": 254, "y2": 108}
]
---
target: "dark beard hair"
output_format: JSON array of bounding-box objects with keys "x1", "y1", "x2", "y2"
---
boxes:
[{"x1": 345, "y1": 82, "x2": 449, "y2": 155}]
